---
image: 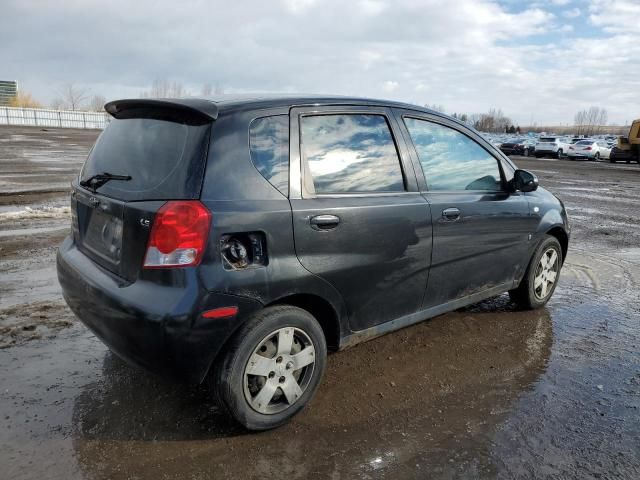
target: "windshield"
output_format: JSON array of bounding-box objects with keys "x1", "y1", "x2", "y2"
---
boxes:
[
  {"x1": 540, "y1": 137, "x2": 556, "y2": 142},
  {"x1": 81, "y1": 117, "x2": 210, "y2": 201}
]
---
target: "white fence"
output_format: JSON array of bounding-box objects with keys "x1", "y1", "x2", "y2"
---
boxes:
[{"x1": 0, "y1": 106, "x2": 109, "y2": 129}]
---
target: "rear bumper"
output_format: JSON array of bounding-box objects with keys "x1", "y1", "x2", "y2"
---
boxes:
[
  {"x1": 567, "y1": 152, "x2": 593, "y2": 159},
  {"x1": 57, "y1": 236, "x2": 263, "y2": 383}
]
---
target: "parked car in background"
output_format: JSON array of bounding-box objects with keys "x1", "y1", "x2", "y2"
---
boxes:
[
  {"x1": 56, "y1": 95, "x2": 570, "y2": 431},
  {"x1": 499, "y1": 138, "x2": 536, "y2": 157},
  {"x1": 567, "y1": 140, "x2": 611, "y2": 160},
  {"x1": 535, "y1": 137, "x2": 568, "y2": 158}
]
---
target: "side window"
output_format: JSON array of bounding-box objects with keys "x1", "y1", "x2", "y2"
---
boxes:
[
  {"x1": 300, "y1": 114, "x2": 405, "y2": 194},
  {"x1": 404, "y1": 118, "x2": 503, "y2": 191},
  {"x1": 249, "y1": 115, "x2": 289, "y2": 196}
]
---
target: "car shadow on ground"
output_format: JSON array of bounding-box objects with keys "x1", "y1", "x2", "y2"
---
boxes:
[{"x1": 71, "y1": 351, "x2": 246, "y2": 442}]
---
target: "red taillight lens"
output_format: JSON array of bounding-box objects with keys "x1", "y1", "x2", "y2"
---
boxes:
[
  {"x1": 585, "y1": 146, "x2": 592, "y2": 150},
  {"x1": 144, "y1": 201, "x2": 211, "y2": 268},
  {"x1": 202, "y1": 306, "x2": 239, "y2": 319}
]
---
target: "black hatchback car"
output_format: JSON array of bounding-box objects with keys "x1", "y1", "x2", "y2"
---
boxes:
[
  {"x1": 499, "y1": 138, "x2": 535, "y2": 157},
  {"x1": 57, "y1": 95, "x2": 570, "y2": 430}
]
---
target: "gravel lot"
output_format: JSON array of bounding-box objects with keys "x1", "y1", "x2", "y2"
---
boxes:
[{"x1": 1, "y1": 126, "x2": 639, "y2": 479}]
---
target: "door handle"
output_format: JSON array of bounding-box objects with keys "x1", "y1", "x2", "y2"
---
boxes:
[
  {"x1": 442, "y1": 208, "x2": 461, "y2": 222},
  {"x1": 310, "y1": 214, "x2": 340, "y2": 230}
]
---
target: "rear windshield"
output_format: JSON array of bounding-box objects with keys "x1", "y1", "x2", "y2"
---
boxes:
[
  {"x1": 540, "y1": 137, "x2": 556, "y2": 142},
  {"x1": 80, "y1": 116, "x2": 211, "y2": 201},
  {"x1": 576, "y1": 140, "x2": 593, "y2": 145}
]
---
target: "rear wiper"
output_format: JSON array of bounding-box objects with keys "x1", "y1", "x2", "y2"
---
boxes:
[{"x1": 80, "y1": 172, "x2": 132, "y2": 192}]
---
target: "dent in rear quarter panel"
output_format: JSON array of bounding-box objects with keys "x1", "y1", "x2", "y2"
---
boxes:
[{"x1": 198, "y1": 108, "x2": 350, "y2": 336}]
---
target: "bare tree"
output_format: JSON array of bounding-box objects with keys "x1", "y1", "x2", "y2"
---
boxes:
[
  {"x1": 59, "y1": 83, "x2": 89, "y2": 111},
  {"x1": 87, "y1": 95, "x2": 106, "y2": 112},
  {"x1": 574, "y1": 106, "x2": 608, "y2": 137},
  {"x1": 469, "y1": 108, "x2": 512, "y2": 133},
  {"x1": 425, "y1": 103, "x2": 445, "y2": 113},
  {"x1": 201, "y1": 83, "x2": 212, "y2": 96},
  {"x1": 140, "y1": 79, "x2": 190, "y2": 98}
]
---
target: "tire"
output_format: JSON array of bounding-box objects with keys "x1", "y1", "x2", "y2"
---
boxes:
[
  {"x1": 594, "y1": 152, "x2": 600, "y2": 161},
  {"x1": 212, "y1": 305, "x2": 327, "y2": 431},
  {"x1": 509, "y1": 235, "x2": 563, "y2": 310},
  {"x1": 524, "y1": 148, "x2": 529, "y2": 157},
  {"x1": 556, "y1": 149, "x2": 563, "y2": 158}
]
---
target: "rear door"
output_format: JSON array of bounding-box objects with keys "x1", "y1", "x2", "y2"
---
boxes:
[
  {"x1": 289, "y1": 106, "x2": 432, "y2": 331},
  {"x1": 73, "y1": 107, "x2": 212, "y2": 281},
  {"x1": 395, "y1": 111, "x2": 535, "y2": 308}
]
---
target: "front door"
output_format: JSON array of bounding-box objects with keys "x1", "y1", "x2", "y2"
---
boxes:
[
  {"x1": 397, "y1": 113, "x2": 535, "y2": 308},
  {"x1": 289, "y1": 107, "x2": 432, "y2": 331}
]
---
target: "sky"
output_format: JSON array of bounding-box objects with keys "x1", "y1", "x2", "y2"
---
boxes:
[{"x1": 1, "y1": 0, "x2": 638, "y2": 126}]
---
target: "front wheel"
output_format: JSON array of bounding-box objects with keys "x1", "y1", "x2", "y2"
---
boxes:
[
  {"x1": 509, "y1": 235, "x2": 563, "y2": 310},
  {"x1": 212, "y1": 305, "x2": 327, "y2": 431},
  {"x1": 524, "y1": 148, "x2": 529, "y2": 157}
]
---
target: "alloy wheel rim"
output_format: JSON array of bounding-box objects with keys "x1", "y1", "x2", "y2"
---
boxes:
[
  {"x1": 533, "y1": 247, "x2": 559, "y2": 300},
  {"x1": 243, "y1": 327, "x2": 316, "y2": 414}
]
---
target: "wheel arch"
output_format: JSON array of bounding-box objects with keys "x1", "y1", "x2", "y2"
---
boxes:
[
  {"x1": 545, "y1": 226, "x2": 568, "y2": 264},
  {"x1": 268, "y1": 293, "x2": 342, "y2": 351}
]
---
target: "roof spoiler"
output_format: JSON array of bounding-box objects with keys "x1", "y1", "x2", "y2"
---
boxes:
[{"x1": 104, "y1": 98, "x2": 219, "y2": 121}]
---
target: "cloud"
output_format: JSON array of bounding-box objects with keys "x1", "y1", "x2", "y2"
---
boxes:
[
  {"x1": 0, "y1": 0, "x2": 637, "y2": 125},
  {"x1": 280, "y1": 0, "x2": 317, "y2": 13},
  {"x1": 589, "y1": 0, "x2": 640, "y2": 33},
  {"x1": 382, "y1": 81, "x2": 400, "y2": 92},
  {"x1": 563, "y1": 7, "x2": 581, "y2": 18}
]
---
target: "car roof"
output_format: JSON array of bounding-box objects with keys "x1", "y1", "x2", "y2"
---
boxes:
[{"x1": 105, "y1": 94, "x2": 451, "y2": 123}]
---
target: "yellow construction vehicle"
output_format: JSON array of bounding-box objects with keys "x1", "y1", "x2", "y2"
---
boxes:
[{"x1": 610, "y1": 119, "x2": 640, "y2": 163}]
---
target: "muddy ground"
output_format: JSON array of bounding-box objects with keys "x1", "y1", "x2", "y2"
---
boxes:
[{"x1": 0, "y1": 126, "x2": 638, "y2": 479}]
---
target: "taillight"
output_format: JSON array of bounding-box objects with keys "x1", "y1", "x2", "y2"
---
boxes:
[
  {"x1": 585, "y1": 146, "x2": 592, "y2": 150},
  {"x1": 202, "y1": 306, "x2": 238, "y2": 319},
  {"x1": 144, "y1": 201, "x2": 211, "y2": 268}
]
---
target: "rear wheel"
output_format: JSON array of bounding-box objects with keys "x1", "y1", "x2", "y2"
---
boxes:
[
  {"x1": 509, "y1": 235, "x2": 562, "y2": 310},
  {"x1": 594, "y1": 152, "x2": 600, "y2": 161},
  {"x1": 212, "y1": 305, "x2": 327, "y2": 431},
  {"x1": 556, "y1": 149, "x2": 563, "y2": 158},
  {"x1": 524, "y1": 148, "x2": 529, "y2": 157}
]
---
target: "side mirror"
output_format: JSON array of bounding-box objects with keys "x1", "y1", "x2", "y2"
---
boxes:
[{"x1": 513, "y1": 169, "x2": 538, "y2": 192}]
